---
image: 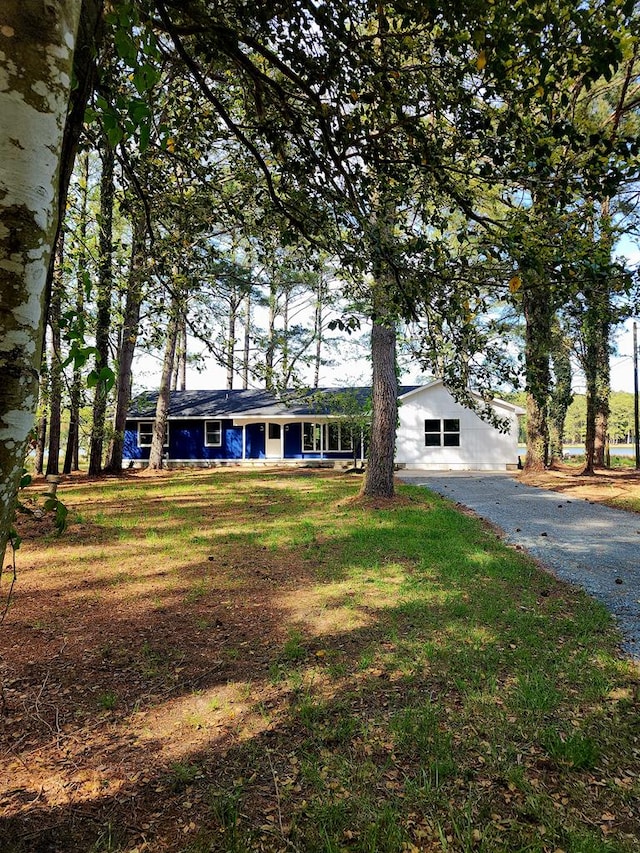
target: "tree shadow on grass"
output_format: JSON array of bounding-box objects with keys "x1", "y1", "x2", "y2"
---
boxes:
[
  {"x1": 1, "y1": 476, "x2": 638, "y2": 851},
  {"x1": 1, "y1": 590, "x2": 635, "y2": 853}
]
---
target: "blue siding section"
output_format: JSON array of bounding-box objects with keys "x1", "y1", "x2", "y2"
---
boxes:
[
  {"x1": 125, "y1": 418, "x2": 242, "y2": 461},
  {"x1": 171, "y1": 419, "x2": 242, "y2": 460},
  {"x1": 124, "y1": 418, "x2": 363, "y2": 462},
  {"x1": 284, "y1": 422, "x2": 301, "y2": 457},
  {"x1": 246, "y1": 423, "x2": 265, "y2": 458},
  {"x1": 124, "y1": 421, "x2": 147, "y2": 460}
]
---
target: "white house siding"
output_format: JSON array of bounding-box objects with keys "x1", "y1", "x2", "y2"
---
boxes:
[{"x1": 396, "y1": 382, "x2": 521, "y2": 471}]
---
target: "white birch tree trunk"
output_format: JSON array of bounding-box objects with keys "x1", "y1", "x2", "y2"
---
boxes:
[{"x1": 0, "y1": 2, "x2": 82, "y2": 566}]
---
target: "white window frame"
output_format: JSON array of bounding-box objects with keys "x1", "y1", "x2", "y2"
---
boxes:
[
  {"x1": 324, "y1": 423, "x2": 354, "y2": 452},
  {"x1": 424, "y1": 418, "x2": 460, "y2": 448},
  {"x1": 205, "y1": 419, "x2": 223, "y2": 447},
  {"x1": 138, "y1": 421, "x2": 169, "y2": 448},
  {"x1": 302, "y1": 422, "x2": 322, "y2": 452}
]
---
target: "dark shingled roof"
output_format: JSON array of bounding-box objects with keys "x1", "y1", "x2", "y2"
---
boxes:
[{"x1": 128, "y1": 387, "x2": 421, "y2": 419}]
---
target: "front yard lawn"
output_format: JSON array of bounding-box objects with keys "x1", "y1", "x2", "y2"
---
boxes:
[{"x1": 1, "y1": 469, "x2": 639, "y2": 852}]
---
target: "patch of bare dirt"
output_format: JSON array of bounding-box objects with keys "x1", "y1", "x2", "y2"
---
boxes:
[
  {"x1": 517, "y1": 465, "x2": 640, "y2": 510},
  {"x1": 338, "y1": 494, "x2": 416, "y2": 511},
  {"x1": 0, "y1": 471, "x2": 397, "y2": 851}
]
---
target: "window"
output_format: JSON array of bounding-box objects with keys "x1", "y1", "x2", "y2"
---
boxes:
[
  {"x1": 325, "y1": 423, "x2": 353, "y2": 451},
  {"x1": 424, "y1": 418, "x2": 441, "y2": 447},
  {"x1": 303, "y1": 422, "x2": 322, "y2": 451},
  {"x1": 268, "y1": 423, "x2": 281, "y2": 440},
  {"x1": 138, "y1": 421, "x2": 168, "y2": 447},
  {"x1": 205, "y1": 420, "x2": 222, "y2": 447},
  {"x1": 424, "y1": 418, "x2": 460, "y2": 447},
  {"x1": 341, "y1": 429, "x2": 354, "y2": 451},
  {"x1": 303, "y1": 422, "x2": 356, "y2": 453},
  {"x1": 443, "y1": 418, "x2": 461, "y2": 447},
  {"x1": 326, "y1": 423, "x2": 340, "y2": 451}
]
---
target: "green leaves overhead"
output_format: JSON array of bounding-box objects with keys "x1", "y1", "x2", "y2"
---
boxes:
[{"x1": 63, "y1": 0, "x2": 640, "y2": 437}]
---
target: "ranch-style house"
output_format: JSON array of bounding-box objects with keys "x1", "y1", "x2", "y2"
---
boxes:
[{"x1": 124, "y1": 379, "x2": 523, "y2": 471}]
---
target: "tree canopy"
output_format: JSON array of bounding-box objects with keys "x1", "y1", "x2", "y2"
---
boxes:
[{"x1": 2, "y1": 0, "x2": 640, "y2": 562}]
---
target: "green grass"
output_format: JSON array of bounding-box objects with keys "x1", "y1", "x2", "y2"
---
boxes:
[
  {"x1": 13, "y1": 469, "x2": 640, "y2": 853},
  {"x1": 280, "y1": 628, "x2": 307, "y2": 662},
  {"x1": 96, "y1": 690, "x2": 118, "y2": 710},
  {"x1": 168, "y1": 761, "x2": 202, "y2": 791}
]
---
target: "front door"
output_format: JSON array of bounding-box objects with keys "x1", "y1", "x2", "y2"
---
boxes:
[{"x1": 265, "y1": 422, "x2": 282, "y2": 458}]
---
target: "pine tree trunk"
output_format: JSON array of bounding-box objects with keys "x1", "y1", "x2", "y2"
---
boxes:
[
  {"x1": 314, "y1": 278, "x2": 323, "y2": 389},
  {"x1": 548, "y1": 328, "x2": 573, "y2": 465},
  {"x1": 104, "y1": 211, "x2": 146, "y2": 473},
  {"x1": 34, "y1": 360, "x2": 50, "y2": 476},
  {"x1": 583, "y1": 386, "x2": 597, "y2": 475},
  {"x1": 361, "y1": 174, "x2": 399, "y2": 499},
  {"x1": 178, "y1": 318, "x2": 187, "y2": 391},
  {"x1": 242, "y1": 292, "x2": 251, "y2": 389},
  {"x1": 593, "y1": 253, "x2": 612, "y2": 471},
  {"x1": 171, "y1": 316, "x2": 187, "y2": 390},
  {"x1": 34, "y1": 412, "x2": 48, "y2": 476},
  {"x1": 171, "y1": 350, "x2": 179, "y2": 391},
  {"x1": 282, "y1": 290, "x2": 290, "y2": 386},
  {"x1": 63, "y1": 376, "x2": 81, "y2": 473},
  {"x1": 265, "y1": 278, "x2": 277, "y2": 391},
  {"x1": 148, "y1": 305, "x2": 180, "y2": 470},
  {"x1": 582, "y1": 300, "x2": 609, "y2": 476},
  {"x1": 594, "y1": 408, "x2": 609, "y2": 468},
  {"x1": 594, "y1": 357, "x2": 610, "y2": 468},
  {"x1": 63, "y1": 150, "x2": 88, "y2": 474},
  {"x1": 88, "y1": 138, "x2": 115, "y2": 476},
  {"x1": 582, "y1": 256, "x2": 611, "y2": 475},
  {"x1": 0, "y1": 0, "x2": 82, "y2": 567},
  {"x1": 362, "y1": 317, "x2": 397, "y2": 498},
  {"x1": 226, "y1": 289, "x2": 236, "y2": 390},
  {"x1": 522, "y1": 281, "x2": 551, "y2": 471},
  {"x1": 526, "y1": 391, "x2": 549, "y2": 470},
  {"x1": 45, "y1": 234, "x2": 64, "y2": 476}
]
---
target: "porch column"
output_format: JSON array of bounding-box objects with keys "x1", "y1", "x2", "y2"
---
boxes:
[{"x1": 242, "y1": 425, "x2": 246, "y2": 460}]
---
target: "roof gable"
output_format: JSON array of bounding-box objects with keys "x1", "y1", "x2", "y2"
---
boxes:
[{"x1": 399, "y1": 379, "x2": 525, "y2": 415}]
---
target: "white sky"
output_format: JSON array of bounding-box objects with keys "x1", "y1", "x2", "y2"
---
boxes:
[
  {"x1": 134, "y1": 317, "x2": 640, "y2": 396},
  {"x1": 134, "y1": 240, "x2": 640, "y2": 396}
]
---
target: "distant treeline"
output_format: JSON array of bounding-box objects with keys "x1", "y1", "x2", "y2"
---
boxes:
[{"x1": 507, "y1": 391, "x2": 637, "y2": 445}]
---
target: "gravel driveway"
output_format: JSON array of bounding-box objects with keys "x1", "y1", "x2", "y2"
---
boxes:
[{"x1": 397, "y1": 470, "x2": 640, "y2": 660}]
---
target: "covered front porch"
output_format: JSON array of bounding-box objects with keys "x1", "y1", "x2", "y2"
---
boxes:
[{"x1": 230, "y1": 418, "x2": 366, "y2": 463}]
